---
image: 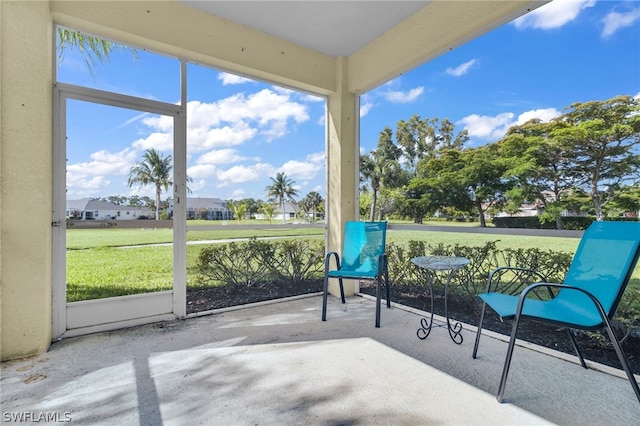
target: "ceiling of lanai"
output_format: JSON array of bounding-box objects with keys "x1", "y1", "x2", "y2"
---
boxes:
[{"x1": 179, "y1": 1, "x2": 548, "y2": 93}]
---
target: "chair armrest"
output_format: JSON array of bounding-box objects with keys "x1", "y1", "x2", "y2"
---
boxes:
[
  {"x1": 325, "y1": 251, "x2": 340, "y2": 272},
  {"x1": 517, "y1": 282, "x2": 609, "y2": 321}
]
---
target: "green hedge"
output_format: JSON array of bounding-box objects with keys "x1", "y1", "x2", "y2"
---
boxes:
[
  {"x1": 492, "y1": 216, "x2": 639, "y2": 230},
  {"x1": 492, "y1": 216, "x2": 594, "y2": 230},
  {"x1": 195, "y1": 237, "x2": 637, "y2": 343}
]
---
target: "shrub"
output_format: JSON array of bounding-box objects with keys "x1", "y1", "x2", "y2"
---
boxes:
[
  {"x1": 197, "y1": 238, "x2": 324, "y2": 287},
  {"x1": 197, "y1": 238, "x2": 275, "y2": 287},
  {"x1": 492, "y1": 216, "x2": 594, "y2": 230},
  {"x1": 266, "y1": 239, "x2": 325, "y2": 284},
  {"x1": 196, "y1": 236, "x2": 638, "y2": 341}
]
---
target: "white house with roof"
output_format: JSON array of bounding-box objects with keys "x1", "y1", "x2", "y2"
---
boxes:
[
  {"x1": 254, "y1": 201, "x2": 299, "y2": 221},
  {"x1": 183, "y1": 197, "x2": 233, "y2": 220},
  {"x1": 67, "y1": 199, "x2": 154, "y2": 220}
]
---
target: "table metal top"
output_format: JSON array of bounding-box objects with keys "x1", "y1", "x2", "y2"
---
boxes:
[{"x1": 411, "y1": 255, "x2": 470, "y2": 271}]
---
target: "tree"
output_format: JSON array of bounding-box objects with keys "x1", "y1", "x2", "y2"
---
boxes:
[
  {"x1": 128, "y1": 148, "x2": 173, "y2": 220},
  {"x1": 498, "y1": 119, "x2": 577, "y2": 229},
  {"x1": 265, "y1": 172, "x2": 299, "y2": 223},
  {"x1": 606, "y1": 184, "x2": 640, "y2": 217},
  {"x1": 555, "y1": 95, "x2": 640, "y2": 220},
  {"x1": 305, "y1": 191, "x2": 324, "y2": 222},
  {"x1": 299, "y1": 191, "x2": 324, "y2": 222},
  {"x1": 57, "y1": 27, "x2": 137, "y2": 78},
  {"x1": 232, "y1": 203, "x2": 247, "y2": 223},
  {"x1": 261, "y1": 203, "x2": 277, "y2": 224},
  {"x1": 390, "y1": 115, "x2": 470, "y2": 223},
  {"x1": 236, "y1": 198, "x2": 261, "y2": 218},
  {"x1": 459, "y1": 145, "x2": 509, "y2": 227},
  {"x1": 395, "y1": 115, "x2": 468, "y2": 175},
  {"x1": 360, "y1": 127, "x2": 404, "y2": 221}
]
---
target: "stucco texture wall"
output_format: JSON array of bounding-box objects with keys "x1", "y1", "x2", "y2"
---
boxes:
[{"x1": 1, "y1": 1, "x2": 54, "y2": 360}]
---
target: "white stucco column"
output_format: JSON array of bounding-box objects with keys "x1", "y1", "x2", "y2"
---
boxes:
[
  {"x1": 1, "y1": 0, "x2": 54, "y2": 359},
  {"x1": 326, "y1": 56, "x2": 359, "y2": 297}
]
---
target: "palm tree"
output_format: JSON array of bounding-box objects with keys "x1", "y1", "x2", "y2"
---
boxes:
[
  {"x1": 265, "y1": 172, "x2": 298, "y2": 223},
  {"x1": 128, "y1": 148, "x2": 173, "y2": 220},
  {"x1": 261, "y1": 203, "x2": 277, "y2": 224},
  {"x1": 57, "y1": 27, "x2": 137, "y2": 78},
  {"x1": 232, "y1": 203, "x2": 247, "y2": 223},
  {"x1": 302, "y1": 191, "x2": 324, "y2": 222}
]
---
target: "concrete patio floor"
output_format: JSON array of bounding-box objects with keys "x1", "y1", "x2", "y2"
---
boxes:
[{"x1": 2, "y1": 294, "x2": 639, "y2": 425}]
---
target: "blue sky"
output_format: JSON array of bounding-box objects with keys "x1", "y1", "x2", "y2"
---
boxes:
[{"x1": 59, "y1": 0, "x2": 639, "y2": 204}]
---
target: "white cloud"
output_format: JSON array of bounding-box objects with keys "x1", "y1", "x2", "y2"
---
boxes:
[
  {"x1": 66, "y1": 148, "x2": 137, "y2": 189},
  {"x1": 191, "y1": 123, "x2": 257, "y2": 152},
  {"x1": 281, "y1": 160, "x2": 323, "y2": 181},
  {"x1": 446, "y1": 59, "x2": 478, "y2": 77},
  {"x1": 136, "y1": 90, "x2": 310, "y2": 154},
  {"x1": 229, "y1": 189, "x2": 246, "y2": 199},
  {"x1": 66, "y1": 175, "x2": 111, "y2": 198},
  {"x1": 215, "y1": 162, "x2": 276, "y2": 187},
  {"x1": 360, "y1": 101, "x2": 374, "y2": 117},
  {"x1": 513, "y1": 0, "x2": 596, "y2": 30},
  {"x1": 384, "y1": 86, "x2": 424, "y2": 103},
  {"x1": 132, "y1": 132, "x2": 173, "y2": 151},
  {"x1": 300, "y1": 93, "x2": 325, "y2": 103},
  {"x1": 142, "y1": 114, "x2": 173, "y2": 132},
  {"x1": 187, "y1": 164, "x2": 217, "y2": 179},
  {"x1": 216, "y1": 165, "x2": 260, "y2": 184},
  {"x1": 515, "y1": 108, "x2": 562, "y2": 125},
  {"x1": 196, "y1": 148, "x2": 252, "y2": 165},
  {"x1": 188, "y1": 179, "x2": 208, "y2": 193},
  {"x1": 458, "y1": 107, "x2": 561, "y2": 140},
  {"x1": 458, "y1": 112, "x2": 515, "y2": 140},
  {"x1": 602, "y1": 7, "x2": 640, "y2": 38},
  {"x1": 218, "y1": 72, "x2": 253, "y2": 85},
  {"x1": 305, "y1": 151, "x2": 326, "y2": 164},
  {"x1": 280, "y1": 151, "x2": 325, "y2": 182}
]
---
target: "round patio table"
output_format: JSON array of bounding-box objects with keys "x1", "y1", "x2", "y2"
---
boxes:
[{"x1": 411, "y1": 255, "x2": 470, "y2": 344}]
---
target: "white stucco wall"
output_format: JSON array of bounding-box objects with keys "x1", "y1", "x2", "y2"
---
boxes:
[{"x1": 1, "y1": 1, "x2": 54, "y2": 359}]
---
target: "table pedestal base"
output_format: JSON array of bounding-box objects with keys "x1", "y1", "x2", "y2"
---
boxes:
[{"x1": 416, "y1": 269, "x2": 464, "y2": 345}]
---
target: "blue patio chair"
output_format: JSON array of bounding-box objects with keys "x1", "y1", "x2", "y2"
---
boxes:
[
  {"x1": 322, "y1": 221, "x2": 390, "y2": 327},
  {"x1": 472, "y1": 221, "x2": 640, "y2": 404}
]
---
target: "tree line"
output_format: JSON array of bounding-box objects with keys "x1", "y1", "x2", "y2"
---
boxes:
[
  {"x1": 123, "y1": 154, "x2": 324, "y2": 223},
  {"x1": 360, "y1": 95, "x2": 640, "y2": 229}
]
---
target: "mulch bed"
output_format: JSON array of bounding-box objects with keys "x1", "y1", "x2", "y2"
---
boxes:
[{"x1": 186, "y1": 280, "x2": 640, "y2": 375}]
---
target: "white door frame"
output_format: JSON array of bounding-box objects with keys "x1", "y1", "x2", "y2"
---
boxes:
[{"x1": 52, "y1": 82, "x2": 187, "y2": 339}]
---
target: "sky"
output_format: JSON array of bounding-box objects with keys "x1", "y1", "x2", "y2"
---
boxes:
[{"x1": 58, "y1": 0, "x2": 640, "y2": 204}]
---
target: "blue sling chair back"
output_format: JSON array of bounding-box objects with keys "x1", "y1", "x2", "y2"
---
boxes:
[
  {"x1": 322, "y1": 221, "x2": 390, "y2": 327},
  {"x1": 472, "y1": 221, "x2": 640, "y2": 404}
]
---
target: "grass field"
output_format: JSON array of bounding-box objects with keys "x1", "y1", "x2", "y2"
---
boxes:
[{"x1": 65, "y1": 221, "x2": 638, "y2": 302}]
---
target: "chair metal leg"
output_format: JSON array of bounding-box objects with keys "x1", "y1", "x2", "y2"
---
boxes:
[
  {"x1": 567, "y1": 329, "x2": 587, "y2": 369},
  {"x1": 322, "y1": 275, "x2": 329, "y2": 321},
  {"x1": 375, "y1": 276, "x2": 381, "y2": 328},
  {"x1": 602, "y1": 317, "x2": 640, "y2": 403},
  {"x1": 497, "y1": 313, "x2": 523, "y2": 403},
  {"x1": 472, "y1": 302, "x2": 487, "y2": 359},
  {"x1": 384, "y1": 265, "x2": 391, "y2": 308},
  {"x1": 338, "y1": 278, "x2": 345, "y2": 303}
]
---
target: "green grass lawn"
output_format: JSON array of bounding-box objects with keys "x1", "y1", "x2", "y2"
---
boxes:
[{"x1": 66, "y1": 222, "x2": 638, "y2": 302}]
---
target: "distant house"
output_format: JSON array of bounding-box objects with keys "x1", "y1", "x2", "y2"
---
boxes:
[
  {"x1": 67, "y1": 199, "x2": 154, "y2": 220},
  {"x1": 183, "y1": 197, "x2": 233, "y2": 220},
  {"x1": 254, "y1": 201, "x2": 299, "y2": 221}
]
